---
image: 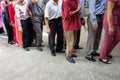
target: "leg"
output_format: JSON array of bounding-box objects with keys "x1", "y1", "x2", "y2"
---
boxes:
[
  {"x1": 56, "y1": 19, "x2": 64, "y2": 52},
  {"x1": 74, "y1": 30, "x2": 80, "y2": 49},
  {"x1": 86, "y1": 17, "x2": 96, "y2": 56}
]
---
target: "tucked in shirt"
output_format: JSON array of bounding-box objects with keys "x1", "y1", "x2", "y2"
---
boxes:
[
  {"x1": 45, "y1": 0, "x2": 62, "y2": 20},
  {"x1": 88, "y1": 0, "x2": 106, "y2": 26},
  {"x1": 15, "y1": 0, "x2": 30, "y2": 27}
]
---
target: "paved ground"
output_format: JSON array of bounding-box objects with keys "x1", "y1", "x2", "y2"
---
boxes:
[{"x1": 0, "y1": 26, "x2": 120, "y2": 80}]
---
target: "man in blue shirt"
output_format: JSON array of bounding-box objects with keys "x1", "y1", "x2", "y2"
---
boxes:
[
  {"x1": 74, "y1": 0, "x2": 86, "y2": 49},
  {"x1": 85, "y1": 0, "x2": 106, "y2": 61}
]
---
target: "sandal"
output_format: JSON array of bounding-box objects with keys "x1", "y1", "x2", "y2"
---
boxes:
[
  {"x1": 99, "y1": 58, "x2": 111, "y2": 64},
  {"x1": 106, "y1": 55, "x2": 113, "y2": 59}
]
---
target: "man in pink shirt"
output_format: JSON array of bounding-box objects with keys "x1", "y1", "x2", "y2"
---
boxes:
[{"x1": 62, "y1": 0, "x2": 81, "y2": 63}]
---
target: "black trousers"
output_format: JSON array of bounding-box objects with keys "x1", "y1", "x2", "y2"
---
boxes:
[
  {"x1": 21, "y1": 18, "x2": 34, "y2": 48},
  {"x1": 48, "y1": 17, "x2": 64, "y2": 53},
  {"x1": 4, "y1": 17, "x2": 14, "y2": 43}
]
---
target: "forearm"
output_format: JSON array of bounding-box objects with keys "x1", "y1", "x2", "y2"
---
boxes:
[{"x1": 107, "y1": 1, "x2": 115, "y2": 28}]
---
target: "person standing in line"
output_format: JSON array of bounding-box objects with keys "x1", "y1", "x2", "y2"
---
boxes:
[
  {"x1": 85, "y1": 0, "x2": 106, "y2": 62},
  {"x1": 74, "y1": 0, "x2": 86, "y2": 50},
  {"x1": 29, "y1": 0, "x2": 44, "y2": 51},
  {"x1": 45, "y1": 0, "x2": 64, "y2": 56},
  {"x1": 15, "y1": 0, "x2": 34, "y2": 51},
  {"x1": 62, "y1": 0, "x2": 81, "y2": 63},
  {"x1": 99, "y1": 0, "x2": 120, "y2": 64},
  {"x1": 8, "y1": 0, "x2": 18, "y2": 44},
  {"x1": 0, "y1": 0, "x2": 8, "y2": 34}
]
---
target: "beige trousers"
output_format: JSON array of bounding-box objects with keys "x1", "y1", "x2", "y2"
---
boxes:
[{"x1": 64, "y1": 31, "x2": 77, "y2": 56}]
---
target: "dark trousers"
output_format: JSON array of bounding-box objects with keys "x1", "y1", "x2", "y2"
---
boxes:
[
  {"x1": 86, "y1": 14, "x2": 103, "y2": 55},
  {"x1": 21, "y1": 18, "x2": 34, "y2": 48},
  {"x1": 4, "y1": 17, "x2": 14, "y2": 43},
  {"x1": 74, "y1": 29, "x2": 81, "y2": 48},
  {"x1": 32, "y1": 16, "x2": 44, "y2": 47},
  {"x1": 48, "y1": 17, "x2": 64, "y2": 53}
]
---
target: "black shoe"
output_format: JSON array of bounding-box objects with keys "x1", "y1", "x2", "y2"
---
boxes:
[
  {"x1": 66, "y1": 56, "x2": 75, "y2": 63},
  {"x1": 74, "y1": 46, "x2": 84, "y2": 49},
  {"x1": 24, "y1": 47, "x2": 30, "y2": 51},
  {"x1": 51, "y1": 52, "x2": 56, "y2": 56},
  {"x1": 92, "y1": 52, "x2": 100, "y2": 56},
  {"x1": 56, "y1": 50, "x2": 65, "y2": 53},
  {"x1": 85, "y1": 55, "x2": 96, "y2": 62},
  {"x1": 37, "y1": 47, "x2": 43, "y2": 51},
  {"x1": 51, "y1": 49, "x2": 56, "y2": 56},
  {"x1": 106, "y1": 55, "x2": 113, "y2": 59},
  {"x1": 71, "y1": 54, "x2": 77, "y2": 58}
]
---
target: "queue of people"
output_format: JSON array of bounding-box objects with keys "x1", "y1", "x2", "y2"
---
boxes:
[{"x1": 0, "y1": 0, "x2": 120, "y2": 64}]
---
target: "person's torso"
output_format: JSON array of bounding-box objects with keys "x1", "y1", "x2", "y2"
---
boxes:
[
  {"x1": 30, "y1": 0, "x2": 44, "y2": 17},
  {"x1": 16, "y1": 1, "x2": 30, "y2": 20},
  {"x1": 46, "y1": 0, "x2": 62, "y2": 20}
]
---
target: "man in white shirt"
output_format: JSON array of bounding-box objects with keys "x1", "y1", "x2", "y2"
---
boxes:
[{"x1": 45, "y1": 0, "x2": 64, "y2": 56}]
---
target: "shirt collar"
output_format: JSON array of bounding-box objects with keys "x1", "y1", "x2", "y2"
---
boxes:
[{"x1": 18, "y1": 0, "x2": 26, "y2": 5}]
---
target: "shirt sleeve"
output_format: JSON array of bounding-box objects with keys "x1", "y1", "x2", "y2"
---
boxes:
[
  {"x1": 89, "y1": 0, "x2": 97, "y2": 26},
  {"x1": 62, "y1": 1, "x2": 74, "y2": 19},
  {"x1": 14, "y1": 4, "x2": 22, "y2": 28},
  {"x1": 80, "y1": 0, "x2": 86, "y2": 18},
  {"x1": 45, "y1": 2, "x2": 50, "y2": 18}
]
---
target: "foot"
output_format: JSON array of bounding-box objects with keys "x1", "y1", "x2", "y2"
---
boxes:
[
  {"x1": 56, "y1": 50, "x2": 65, "y2": 53},
  {"x1": 37, "y1": 47, "x2": 43, "y2": 51},
  {"x1": 106, "y1": 55, "x2": 113, "y2": 59},
  {"x1": 24, "y1": 47, "x2": 30, "y2": 51},
  {"x1": 51, "y1": 50, "x2": 56, "y2": 56},
  {"x1": 66, "y1": 56, "x2": 75, "y2": 63},
  {"x1": 85, "y1": 55, "x2": 96, "y2": 62},
  {"x1": 74, "y1": 46, "x2": 84, "y2": 49},
  {"x1": 92, "y1": 52, "x2": 100, "y2": 56},
  {"x1": 51, "y1": 52, "x2": 56, "y2": 56},
  {"x1": 99, "y1": 58, "x2": 111, "y2": 64},
  {"x1": 71, "y1": 54, "x2": 77, "y2": 58}
]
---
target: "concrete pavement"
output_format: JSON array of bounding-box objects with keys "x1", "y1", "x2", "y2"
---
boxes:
[{"x1": 0, "y1": 27, "x2": 120, "y2": 80}]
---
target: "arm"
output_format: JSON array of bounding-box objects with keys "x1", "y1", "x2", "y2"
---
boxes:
[
  {"x1": 107, "y1": 0, "x2": 115, "y2": 35},
  {"x1": 44, "y1": 2, "x2": 51, "y2": 34},
  {"x1": 89, "y1": 0, "x2": 98, "y2": 31}
]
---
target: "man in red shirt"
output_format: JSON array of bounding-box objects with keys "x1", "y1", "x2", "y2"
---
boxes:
[{"x1": 62, "y1": 0, "x2": 81, "y2": 63}]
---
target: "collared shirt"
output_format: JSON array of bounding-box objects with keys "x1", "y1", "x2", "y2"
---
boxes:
[
  {"x1": 80, "y1": 0, "x2": 86, "y2": 18},
  {"x1": 45, "y1": 0, "x2": 62, "y2": 20},
  {"x1": 15, "y1": 0, "x2": 30, "y2": 27},
  {"x1": 88, "y1": 0, "x2": 106, "y2": 26},
  {"x1": 29, "y1": 0, "x2": 44, "y2": 17}
]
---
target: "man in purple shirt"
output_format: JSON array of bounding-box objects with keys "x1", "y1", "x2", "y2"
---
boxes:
[{"x1": 15, "y1": 0, "x2": 34, "y2": 51}]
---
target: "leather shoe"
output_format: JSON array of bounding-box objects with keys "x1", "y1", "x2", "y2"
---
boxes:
[
  {"x1": 37, "y1": 47, "x2": 43, "y2": 51},
  {"x1": 24, "y1": 47, "x2": 30, "y2": 51},
  {"x1": 66, "y1": 56, "x2": 75, "y2": 63},
  {"x1": 56, "y1": 50, "x2": 65, "y2": 53},
  {"x1": 71, "y1": 54, "x2": 77, "y2": 58},
  {"x1": 74, "y1": 46, "x2": 83, "y2": 49},
  {"x1": 92, "y1": 52, "x2": 100, "y2": 56},
  {"x1": 51, "y1": 52, "x2": 56, "y2": 56},
  {"x1": 85, "y1": 55, "x2": 96, "y2": 62},
  {"x1": 51, "y1": 49, "x2": 56, "y2": 56}
]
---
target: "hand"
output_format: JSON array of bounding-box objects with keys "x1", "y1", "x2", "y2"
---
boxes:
[
  {"x1": 93, "y1": 24, "x2": 98, "y2": 31},
  {"x1": 77, "y1": 5, "x2": 81, "y2": 12},
  {"x1": 32, "y1": 0, "x2": 38, "y2": 3},
  {"x1": 109, "y1": 26, "x2": 114, "y2": 35},
  {"x1": 11, "y1": 23, "x2": 15, "y2": 27},
  {"x1": 46, "y1": 28, "x2": 51, "y2": 34},
  {"x1": 18, "y1": 27, "x2": 22, "y2": 32},
  {"x1": 81, "y1": 18, "x2": 85, "y2": 25}
]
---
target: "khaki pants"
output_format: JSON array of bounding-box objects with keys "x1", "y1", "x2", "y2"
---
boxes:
[{"x1": 64, "y1": 31, "x2": 77, "y2": 56}]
